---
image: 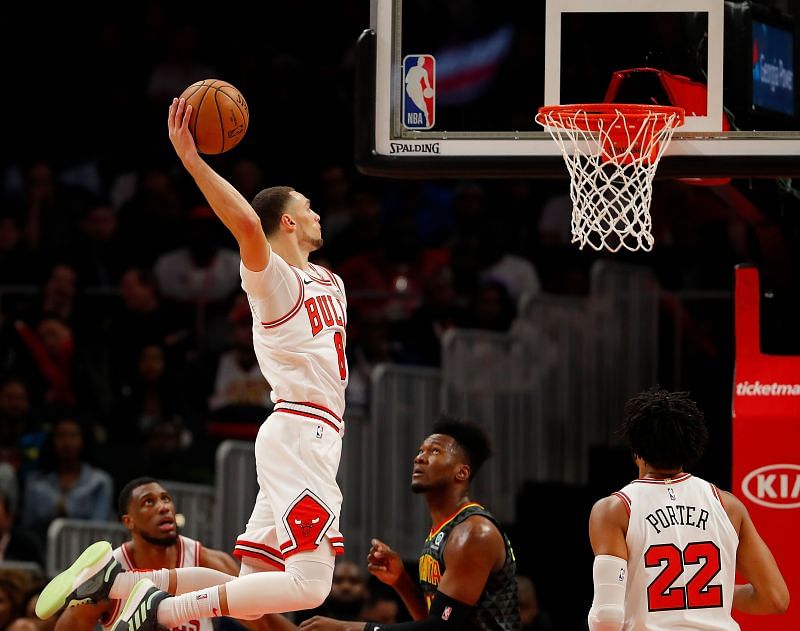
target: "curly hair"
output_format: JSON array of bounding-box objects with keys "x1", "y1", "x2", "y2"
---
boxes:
[
  {"x1": 619, "y1": 388, "x2": 709, "y2": 470},
  {"x1": 431, "y1": 414, "x2": 492, "y2": 479}
]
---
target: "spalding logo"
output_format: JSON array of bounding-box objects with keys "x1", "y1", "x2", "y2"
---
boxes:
[{"x1": 741, "y1": 464, "x2": 800, "y2": 509}]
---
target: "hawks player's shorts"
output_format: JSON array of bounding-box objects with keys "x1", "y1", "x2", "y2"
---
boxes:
[{"x1": 233, "y1": 402, "x2": 345, "y2": 569}]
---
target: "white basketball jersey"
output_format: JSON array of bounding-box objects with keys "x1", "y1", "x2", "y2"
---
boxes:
[
  {"x1": 614, "y1": 474, "x2": 739, "y2": 631},
  {"x1": 103, "y1": 536, "x2": 211, "y2": 631},
  {"x1": 242, "y1": 255, "x2": 348, "y2": 420}
]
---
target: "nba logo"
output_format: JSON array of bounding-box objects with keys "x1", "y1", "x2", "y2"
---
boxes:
[{"x1": 403, "y1": 54, "x2": 435, "y2": 129}]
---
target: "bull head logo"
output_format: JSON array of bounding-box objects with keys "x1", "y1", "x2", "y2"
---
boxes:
[{"x1": 294, "y1": 516, "x2": 321, "y2": 536}]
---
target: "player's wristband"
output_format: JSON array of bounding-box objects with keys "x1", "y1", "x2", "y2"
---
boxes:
[{"x1": 362, "y1": 591, "x2": 474, "y2": 630}]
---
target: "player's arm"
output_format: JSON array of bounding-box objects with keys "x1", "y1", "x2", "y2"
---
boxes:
[
  {"x1": 54, "y1": 599, "x2": 113, "y2": 631},
  {"x1": 167, "y1": 97, "x2": 269, "y2": 272},
  {"x1": 200, "y1": 547, "x2": 298, "y2": 630},
  {"x1": 199, "y1": 546, "x2": 242, "y2": 576},
  {"x1": 586, "y1": 495, "x2": 629, "y2": 631},
  {"x1": 720, "y1": 490, "x2": 790, "y2": 615},
  {"x1": 367, "y1": 538, "x2": 428, "y2": 621}
]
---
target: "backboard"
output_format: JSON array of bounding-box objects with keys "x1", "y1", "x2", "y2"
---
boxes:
[{"x1": 356, "y1": 0, "x2": 800, "y2": 178}]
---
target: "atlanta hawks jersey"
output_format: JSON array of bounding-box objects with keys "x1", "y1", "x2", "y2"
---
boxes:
[
  {"x1": 241, "y1": 253, "x2": 348, "y2": 418},
  {"x1": 102, "y1": 536, "x2": 211, "y2": 631},
  {"x1": 614, "y1": 474, "x2": 739, "y2": 631}
]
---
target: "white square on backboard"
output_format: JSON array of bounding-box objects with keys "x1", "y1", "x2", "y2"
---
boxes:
[{"x1": 544, "y1": 0, "x2": 723, "y2": 133}]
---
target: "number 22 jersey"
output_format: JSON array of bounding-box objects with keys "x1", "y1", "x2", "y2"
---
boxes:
[{"x1": 614, "y1": 474, "x2": 739, "y2": 630}]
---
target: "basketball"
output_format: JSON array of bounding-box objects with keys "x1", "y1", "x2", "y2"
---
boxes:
[
  {"x1": 423, "y1": 88, "x2": 434, "y2": 98},
  {"x1": 178, "y1": 79, "x2": 249, "y2": 155}
]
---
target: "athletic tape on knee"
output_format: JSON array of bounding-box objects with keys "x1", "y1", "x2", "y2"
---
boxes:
[{"x1": 587, "y1": 555, "x2": 627, "y2": 631}]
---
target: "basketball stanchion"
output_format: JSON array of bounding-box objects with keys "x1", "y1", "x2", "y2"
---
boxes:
[{"x1": 536, "y1": 104, "x2": 684, "y2": 253}]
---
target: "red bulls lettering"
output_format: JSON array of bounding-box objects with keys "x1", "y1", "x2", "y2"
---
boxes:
[
  {"x1": 305, "y1": 296, "x2": 346, "y2": 336},
  {"x1": 305, "y1": 299, "x2": 322, "y2": 336},
  {"x1": 328, "y1": 295, "x2": 345, "y2": 326},
  {"x1": 317, "y1": 296, "x2": 335, "y2": 327}
]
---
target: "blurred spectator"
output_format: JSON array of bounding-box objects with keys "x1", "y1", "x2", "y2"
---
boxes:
[
  {"x1": 146, "y1": 24, "x2": 217, "y2": 104},
  {"x1": 359, "y1": 586, "x2": 400, "y2": 625},
  {"x1": 0, "y1": 466, "x2": 16, "y2": 514},
  {"x1": 12, "y1": 160, "x2": 76, "y2": 255},
  {"x1": 0, "y1": 569, "x2": 30, "y2": 631},
  {"x1": 108, "y1": 267, "x2": 189, "y2": 385},
  {"x1": 517, "y1": 575, "x2": 554, "y2": 631},
  {"x1": 478, "y1": 227, "x2": 541, "y2": 304},
  {"x1": 397, "y1": 267, "x2": 466, "y2": 366},
  {"x1": 13, "y1": 318, "x2": 87, "y2": 409},
  {"x1": 120, "y1": 420, "x2": 211, "y2": 485},
  {"x1": 0, "y1": 379, "x2": 45, "y2": 486},
  {"x1": 296, "y1": 560, "x2": 368, "y2": 623},
  {"x1": 0, "y1": 489, "x2": 44, "y2": 568},
  {"x1": 317, "y1": 165, "x2": 354, "y2": 244},
  {"x1": 70, "y1": 201, "x2": 128, "y2": 287},
  {"x1": 115, "y1": 344, "x2": 185, "y2": 442},
  {"x1": 21, "y1": 416, "x2": 113, "y2": 544},
  {"x1": 463, "y1": 280, "x2": 517, "y2": 332},
  {"x1": 153, "y1": 206, "x2": 240, "y2": 352},
  {"x1": 208, "y1": 297, "x2": 271, "y2": 412},
  {"x1": 38, "y1": 264, "x2": 78, "y2": 326},
  {"x1": 153, "y1": 207, "x2": 240, "y2": 303},
  {"x1": 230, "y1": 158, "x2": 266, "y2": 206},
  {"x1": 344, "y1": 315, "x2": 396, "y2": 416},
  {"x1": 0, "y1": 214, "x2": 38, "y2": 284},
  {"x1": 16, "y1": 582, "x2": 57, "y2": 631},
  {"x1": 324, "y1": 189, "x2": 383, "y2": 265},
  {"x1": 338, "y1": 211, "x2": 448, "y2": 322},
  {"x1": 117, "y1": 165, "x2": 183, "y2": 264}
]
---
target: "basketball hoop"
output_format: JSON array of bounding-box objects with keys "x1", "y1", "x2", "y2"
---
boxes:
[{"x1": 536, "y1": 104, "x2": 684, "y2": 252}]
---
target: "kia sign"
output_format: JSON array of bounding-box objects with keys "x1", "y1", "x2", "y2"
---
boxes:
[{"x1": 741, "y1": 464, "x2": 800, "y2": 509}]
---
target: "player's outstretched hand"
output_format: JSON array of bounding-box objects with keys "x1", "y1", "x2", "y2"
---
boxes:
[
  {"x1": 367, "y1": 538, "x2": 404, "y2": 586},
  {"x1": 298, "y1": 617, "x2": 360, "y2": 631},
  {"x1": 167, "y1": 98, "x2": 199, "y2": 166}
]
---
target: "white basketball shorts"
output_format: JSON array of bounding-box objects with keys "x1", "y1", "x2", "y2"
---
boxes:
[{"x1": 233, "y1": 401, "x2": 345, "y2": 569}]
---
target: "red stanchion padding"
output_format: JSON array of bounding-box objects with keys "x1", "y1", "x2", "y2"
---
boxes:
[{"x1": 732, "y1": 265, "x2": 800, "y2": 630}]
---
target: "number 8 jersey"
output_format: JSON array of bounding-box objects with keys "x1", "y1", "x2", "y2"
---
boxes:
[
  {"x1": 613, "y1": 474, "x2": 739, "y2": 630},
  {"x1": 241, "y1": 253, "x2": 348, "y2": 419}
]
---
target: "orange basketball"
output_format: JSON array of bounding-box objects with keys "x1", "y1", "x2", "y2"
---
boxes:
[{"x1": 178, "y1": 79, "x2": 249, "y2": 154}]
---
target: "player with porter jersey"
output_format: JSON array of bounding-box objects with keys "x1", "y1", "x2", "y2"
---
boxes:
[
  {"x1": 587, "y1": 388, "x2": 789, "y2": 631},
  {"x1": 37, "y1": 96, "x2": 347, "y2": 631}
]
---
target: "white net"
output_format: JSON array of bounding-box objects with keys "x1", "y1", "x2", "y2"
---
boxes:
[{"x1": 536, "y1": 105, "x2": 683, "y2": 252}]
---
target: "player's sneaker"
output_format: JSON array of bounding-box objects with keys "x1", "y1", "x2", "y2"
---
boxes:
[
  {"x1": 36, "y1": 541, "x2": 123, "y2": 619},
  {"x1": 110, "y1": 579, "x2": 170, "y2": 631}
]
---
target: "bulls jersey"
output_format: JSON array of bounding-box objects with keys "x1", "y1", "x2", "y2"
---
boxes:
[
  {"x1": 102, "y1": 536, "x2": 211, "y2": 631},
  {"x1": 241, "y1": 253, "x2": 348, "y2": 419},
  {"x1": 614, "y1": 474, "x2": 739, "y2": 631},
  {"x1": 419, "y1": 503, "x2": 520, "y2": 631}
]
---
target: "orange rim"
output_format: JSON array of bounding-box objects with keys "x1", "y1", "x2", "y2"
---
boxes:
[{"x1": 537, "y1": 103, "x2": 685, "y2": 127}]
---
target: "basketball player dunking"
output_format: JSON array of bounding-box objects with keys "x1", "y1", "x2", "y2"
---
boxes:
[
  {"x1": 587, "y1": 388, "x2": 789, "y2": 630},
  {"x1": 36, "y1": 97, "x2": 348, "y2": 631}
]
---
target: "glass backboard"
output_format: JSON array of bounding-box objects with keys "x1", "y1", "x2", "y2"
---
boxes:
[{"x1": 356, "y1": 0, "x2": 800, "y2": 177}]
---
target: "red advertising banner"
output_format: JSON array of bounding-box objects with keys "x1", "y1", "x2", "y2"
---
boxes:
[{"x1": 732, "y1": 265, "x2": 799, "y2": 630}]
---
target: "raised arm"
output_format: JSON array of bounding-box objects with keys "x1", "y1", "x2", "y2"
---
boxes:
[
  {"x1": 721, "y1": 491, "x2": 790, "y2": 615},
  {"x1": 367, "y1": 538, "x2": 428, "y2": 621},
  {"x1": 168, "y1": 97, "x2": 269, "y2": 272}
]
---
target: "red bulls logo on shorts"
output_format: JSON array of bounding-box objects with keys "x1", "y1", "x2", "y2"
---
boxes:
[{"x1": 281, "y1": 490, "x2": 335, "y2": 556}]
